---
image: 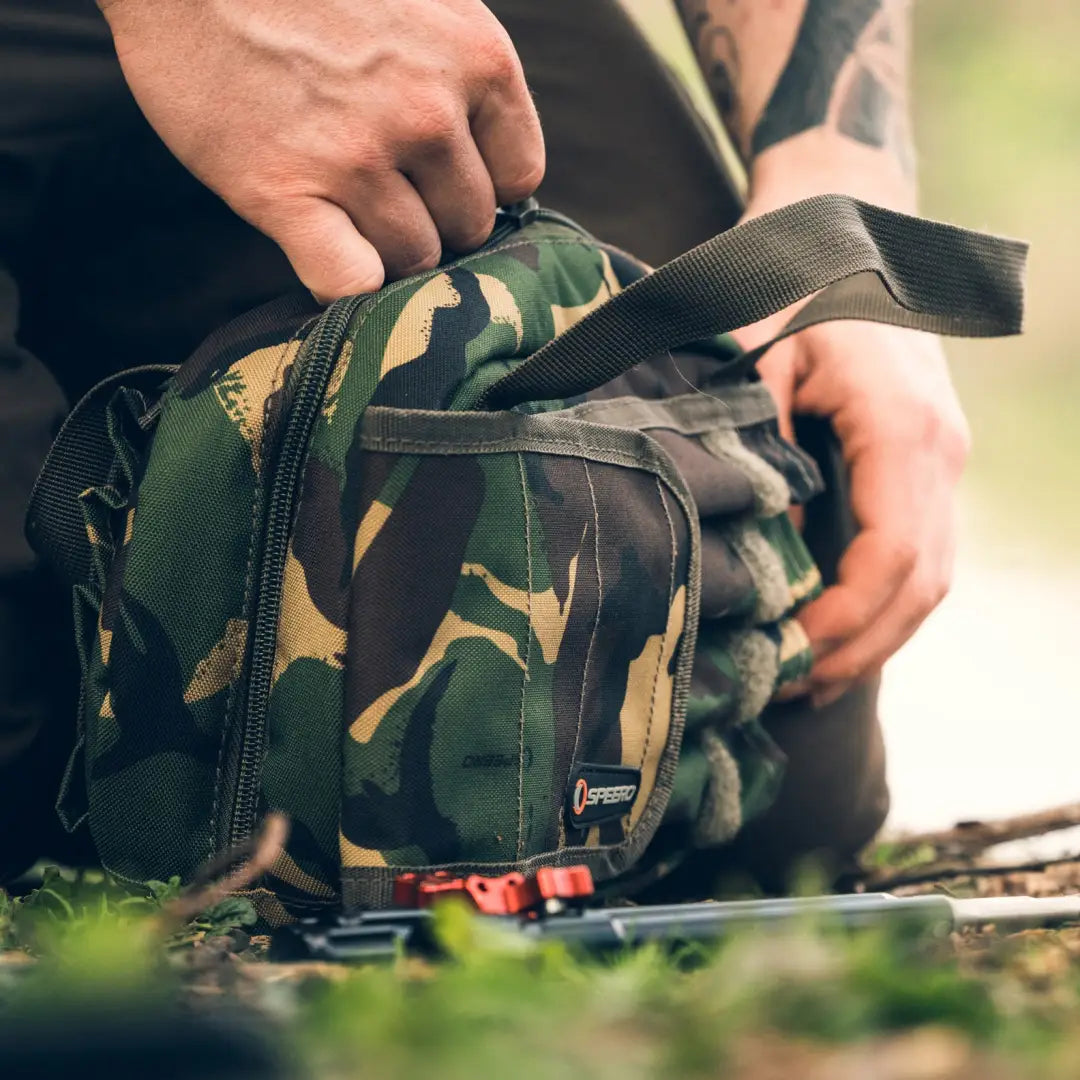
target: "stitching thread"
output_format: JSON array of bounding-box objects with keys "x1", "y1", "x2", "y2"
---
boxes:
[
  {"x1": 561, "y1": 459, "x2": 604, "y2": 848},
  {"x1": 359, "y1": 437, "x2": 644, "y2": 455},
  {"x1": 638, "y1": 478, "x2": 678, "y2": 774},
  {"x1": 516, "y1": 451, "x2": 533, "y2": 860}
]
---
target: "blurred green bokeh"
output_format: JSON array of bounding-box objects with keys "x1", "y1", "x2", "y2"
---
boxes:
[{"x1": 622, "y1": 0, "x2": 1080, "y2": 561}]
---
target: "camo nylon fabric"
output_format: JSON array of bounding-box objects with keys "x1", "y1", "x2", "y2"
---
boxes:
[{"x1": 68, "y1": 218, "x2": 821, "y2": 912}]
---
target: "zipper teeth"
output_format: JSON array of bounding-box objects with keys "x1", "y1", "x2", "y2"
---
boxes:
[
  {"x1": 228, "y1": 207, "x2": 588, "y2": 850},
  {"x1": 229, "y1": 295, "x2": 366, "y2": 849}
]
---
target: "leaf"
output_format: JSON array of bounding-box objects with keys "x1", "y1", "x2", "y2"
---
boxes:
[
  {"x1": 200, "y1": 897, "x2": 258, "y2": 935},
  {"x1": 145, "y1": 877, "x2": 184, "y2": 905}
]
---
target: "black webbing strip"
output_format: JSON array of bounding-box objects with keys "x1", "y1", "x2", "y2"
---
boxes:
[
  {"x1": 24, "y1": 366, "x2": 175, "y2": 587},
  {"x1": 476, "y1": 194, "x2": 1028, "y2": 411},
  {"x1": 25, "y1": 291, "x2": 321, "y2": 588}
]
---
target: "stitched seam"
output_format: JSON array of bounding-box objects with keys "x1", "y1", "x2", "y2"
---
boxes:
[
  {"x1": 359, "y1": 437, "x2": 650, "y2": 455},
  {"x1": 565, "y1": 390, "x2": 775, "y2": 431},
  {"x1": 516, "y1": 451, "x2": 532, "y2": 861},
  {"x1": 639, "y1": 478, "x2": 678, "y2": 774},
  {"x1": 562, "y1": 459, "x2": 603, "y2": 848},
  {"x1": 210, "y1": 333, "x2": 297, "y2": 850}
]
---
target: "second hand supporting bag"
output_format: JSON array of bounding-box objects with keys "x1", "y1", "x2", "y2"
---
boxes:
[{"x1": 27, "y1": 195, "x2": 1026, "y2": 920}]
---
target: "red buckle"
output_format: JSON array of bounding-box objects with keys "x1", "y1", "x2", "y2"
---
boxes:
[{"x1": 393, "y1": 865, "x2": 594, "y2": 915}]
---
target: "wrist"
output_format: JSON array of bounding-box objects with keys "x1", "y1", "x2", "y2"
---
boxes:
[{"x1": 746, "y1": 130, "x2": 917, "y2": 217}]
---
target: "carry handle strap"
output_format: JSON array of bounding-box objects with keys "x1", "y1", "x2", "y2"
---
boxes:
[{"x1": 475, "y1": 194, "x2": 1028, "y2": 411}]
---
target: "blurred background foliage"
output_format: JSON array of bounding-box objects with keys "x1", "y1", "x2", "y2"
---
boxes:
[{"x1": 623, "y1": 0, "x2": 1080, "y2": 561}]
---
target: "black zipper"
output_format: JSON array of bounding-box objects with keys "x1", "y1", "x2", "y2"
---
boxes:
[
  {"x1": 464, "y1": 199, "x2": 592, "y2": 256},
  {"x1": 227, "y1": 294, "x2": 367, "y2": 849},
  {"x1": 226, "y1": 204, "x2": 591, "y2": 851}
]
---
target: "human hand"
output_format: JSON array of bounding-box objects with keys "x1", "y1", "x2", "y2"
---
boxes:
[
  {"x1": 736, "y1": 315, "x2": 971, "y2": 709},
  {"x1": 99, "y1": 0, "x2": 545, "y2": 300}
]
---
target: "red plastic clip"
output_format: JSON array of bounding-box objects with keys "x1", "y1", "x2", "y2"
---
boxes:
[{"x1": 393, "y1": 865, "x2": 595, "y2": 915}]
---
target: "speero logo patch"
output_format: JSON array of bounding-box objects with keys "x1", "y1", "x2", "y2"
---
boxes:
[{"x1": 565, "y1": 763, "x2": 642, "y2": 829}]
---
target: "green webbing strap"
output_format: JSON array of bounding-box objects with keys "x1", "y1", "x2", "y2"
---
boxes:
[
  {"x1": 476, "y1": 194, "x2": 1028, "y2": 411},
  {"x1": 24, "y1": 365, "x2": 175, "y2": 587}
]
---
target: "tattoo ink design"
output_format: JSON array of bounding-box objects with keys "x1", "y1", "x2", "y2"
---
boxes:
[
  {"x1": 678, "y1": 0, "x2": 914, "y2": 174},
  {"x1": 752, "y1": 0, "x2": 914, "y2": 172},
  {"x1": 677, "y1": 0, "x2": 743, "y2": 139},
  {"x1": 751, "y1": 0, "x2": 883, "y2": 155},
  {"x1": 836, "y1": 66, "x2": 891, "y2": 146},
  {"x1": 832, "y1": 5, "x2": 915, "y2": 174}
]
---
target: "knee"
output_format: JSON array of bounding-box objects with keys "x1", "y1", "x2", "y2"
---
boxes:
[{"x1": 723, "y1": 679, "x2": 890, "y2": 891}]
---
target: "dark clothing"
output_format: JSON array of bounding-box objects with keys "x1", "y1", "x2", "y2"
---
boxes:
[{"x1": 0, "y1": 0, "x2": 887, "y2": 888}]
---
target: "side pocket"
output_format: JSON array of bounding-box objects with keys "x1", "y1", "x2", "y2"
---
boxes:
[
  {"x1": 566, "y1": 385, "x2": 824, "y2": 849},
  {"x1": 336, "y1": 407, "x2": 699, "y2": 909}
]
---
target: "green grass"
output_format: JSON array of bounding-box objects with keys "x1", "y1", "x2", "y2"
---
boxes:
[{"x1": 4, "y1": 870, "x2": 1080, "y2": 1078}]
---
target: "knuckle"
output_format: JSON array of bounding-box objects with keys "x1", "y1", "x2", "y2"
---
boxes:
[
  {"x1": 907, "y1": 397, "x2": 971, "y2": 467},
  {"x1": 349, "y1": 145, "x2": 392, "y2": 181},
  {"x1": 912, "y1": 570, "x2": 950, "y2": 613},
  {"x1": 475, "y1": 34, "x2": 521, "y2": 87},
  {"x1": 403, "y1": 97, "x2": 461, "y2": 148},
  {"x1": 893, "y1": 539, "x2": 919, "y2": 576},
  {"x1": 907, "y1": 398, "x2": 945, "y2": 449},
  {"x1": 941, "y1": 412, "x2": 973, "y2": 471},
  {"x1": 230, "y1": 175, "x2": 290, "y2": 221}
]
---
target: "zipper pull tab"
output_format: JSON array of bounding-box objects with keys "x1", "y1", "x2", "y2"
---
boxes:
[{"x1": 497, "y1": 197, "x2": 541, "y2": 229}]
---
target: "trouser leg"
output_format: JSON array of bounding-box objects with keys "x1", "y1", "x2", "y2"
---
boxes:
[
  {"x1": 0, "y1": 253, "x2": 86, "y2": 878},
  {"x1": 0, "y1": 0, "x2": 113, "y2": 879},
  {"x1": 721, "y1": 418, "x2": 889, "y2": 890},
  {"x1": 0, "y1": 0, "x2": 297, "y2": 880}
]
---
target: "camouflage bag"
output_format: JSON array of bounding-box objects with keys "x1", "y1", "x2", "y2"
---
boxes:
[{"x1": 27, "y1": 195, "x2": 1025, "y2": 918}]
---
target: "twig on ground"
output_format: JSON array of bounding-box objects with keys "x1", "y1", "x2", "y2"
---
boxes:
[
  {"x1": 155, "y1": 813, "x2": 290, "y2": 929},
  {"x1": 883, "y1": 803, "x2": 1080, "y2": 858},
  {"x1": 866, "y1": 852, "x2": 1080, "y2": 892}
]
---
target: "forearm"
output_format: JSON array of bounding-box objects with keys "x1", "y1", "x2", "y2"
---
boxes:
[{"x1": 675, "y1": 0, "x2": 916, "y2": 213}]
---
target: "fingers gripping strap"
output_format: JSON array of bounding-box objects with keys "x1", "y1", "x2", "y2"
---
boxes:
[{"x1": 476, "y1": 194, "x2": 1028, "y2": 411}]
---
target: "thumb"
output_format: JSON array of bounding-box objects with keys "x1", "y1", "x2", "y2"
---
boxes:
[{"x1": 257, "y1": 197, "x2": 386, "y2": 302}]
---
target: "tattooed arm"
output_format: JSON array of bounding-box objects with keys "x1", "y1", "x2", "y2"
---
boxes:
[
  {"x1": 679, "y1": 0, "x2": 915, "y2": 206},
  {"x1": 677, "y1": 0, "x2": 970, "y2": 707}
]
